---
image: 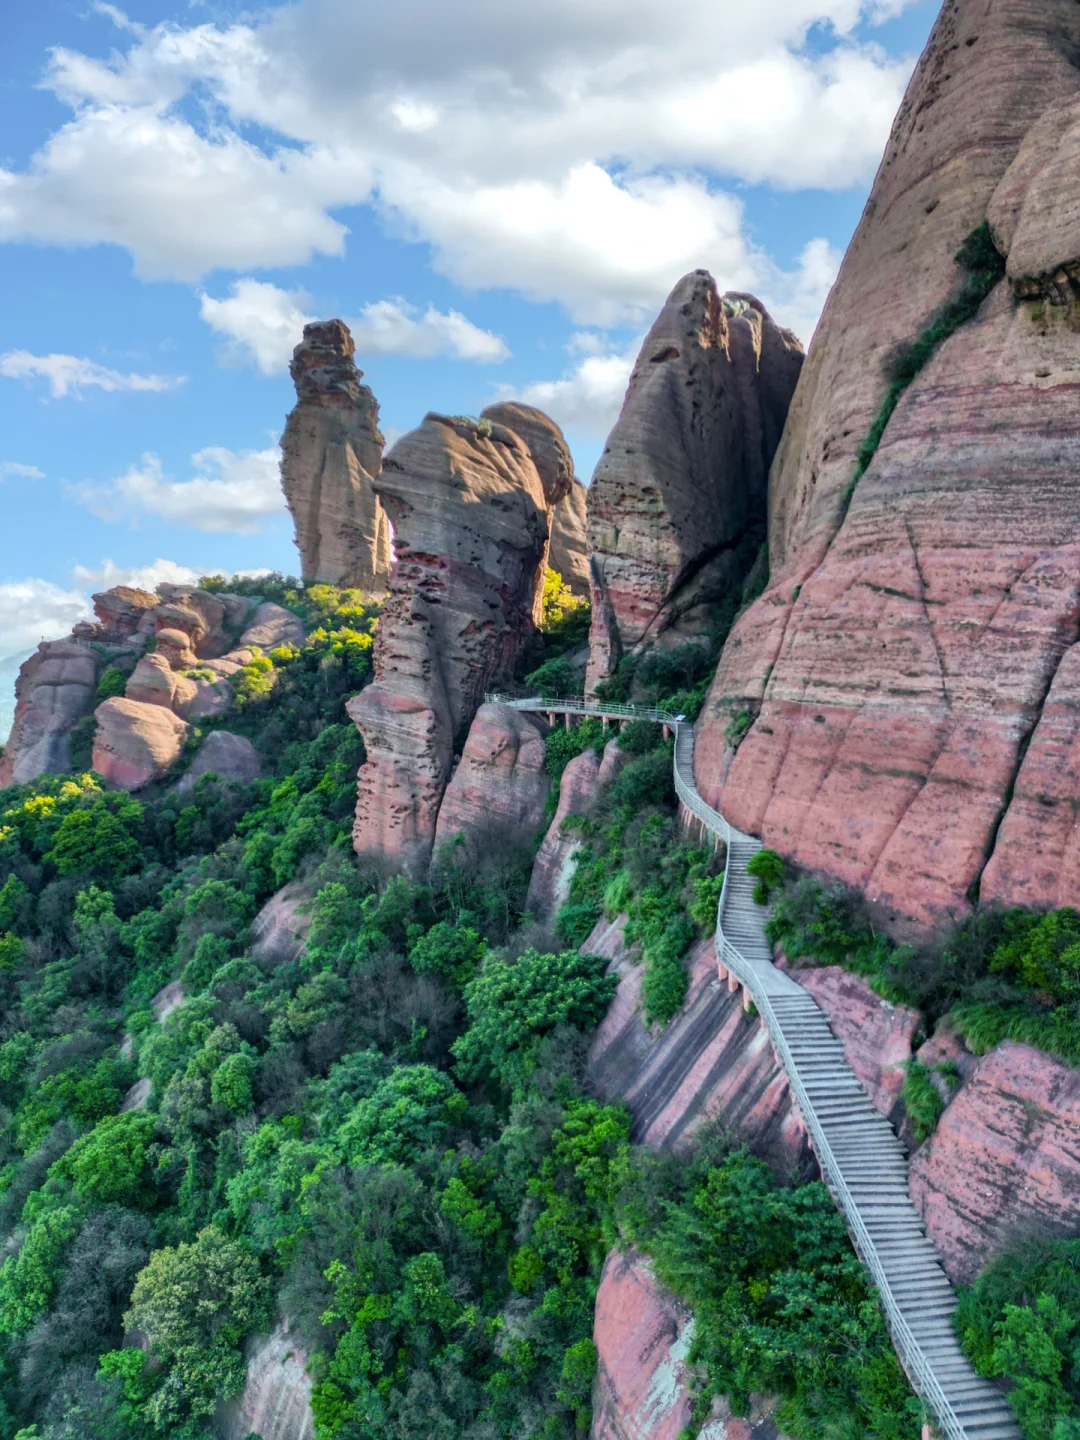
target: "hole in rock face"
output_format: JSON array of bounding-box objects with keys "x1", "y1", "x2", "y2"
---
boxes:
[{"x1": 649, "y1": 346, "x2": 681, "y2": 363}]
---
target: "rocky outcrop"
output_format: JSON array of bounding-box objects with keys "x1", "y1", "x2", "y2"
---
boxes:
[
  {"x1": 590, "y1": 1249, "x2": 783, "y2": 1440},
  {"x1": 528, "y1": 738, "x2": 628, "y2": 927},
  {"x1": 798, "y1": 966, "x2": 920, "y2": 1129},
  {"x1": 591, "y1": 1249, "x2": 696, "y2": 1440},
  {"x1": 280, "y1": 319, "x2": 391, "y2": 595},
  {"x1": 250, "y1": 881, "x2": 314, "y2": 965},
  {"x1": 432, "y1": 703, "x2": 550, "y2": 856},
  {"x1": 179, "y1": 731, "x2": 262, "y2": 794},
  {"x1": 585, "y1": 274, "x2": 802, "y2": 692},
  {"x1": 348, "y1": 414, "x2": 552, "y2": 875},
  {"x1": 551, "y1": 479, "x2": 591, "y2": 598},
  {"x1": 910, "y1": 1040, "x2": 1080, "y2": 1284},
  {"x1": 220, "y1": 1325, "x2": 314, "y2": 1440},
  {"x1": 92, "y1": 698, "x2": 191, "y2": 791},
  {"x1": 585, "y1": 920, "x2": 810, "y2": 1167},
  {"x1": 529, "y1": 748, "x2": 601, "y2": 928},
  {"x1": 0, "y1": 640, "x2": 100, "y2": 786},
  {"x1": 0, "y1": 582, "x2": 282, "y2": 790},
  {"x1": 695, "y1": 0, "x2": 1080, "y2": 932}
]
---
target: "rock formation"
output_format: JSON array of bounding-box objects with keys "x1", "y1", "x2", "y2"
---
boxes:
[
  {"x1": 695, "y1": 0, "x2": 1080, "y2": 931},
  {"x1": 590, "y1": 1249, "x2": 783, "y2": 1440},
  {"x1": 551, "y1": 480, "x2": 591, "y2": 598},
  {"x1": 250, "y1": 881, "x2": 315, "y2": 966},
  {"x1": 179, "y1": 730, "x2": 262, "y2": 794},
  {"x1": 911, "y1": 1040, "x2": 1080, "y2": 1283},
  {"x1": 528, "y1": 739, "x2": 628, "y2": 928},
  {"x1": 221, "y1": 1325, "x2": 314, "y2": 1440},
  {"x1": 280, "y1": 320, "x2": 392, "y2": 595},
  {"x1": 348, "y1": 413, "x2": 552, "y2": 874},
  {"x1": 0, "y1": 579, "x2": 303, "y2": 794},
  {"x1": 481, "y1": 400, "x2": 590, "y2": 593},
  {"x1": 92, "y1": 698, "x2": 192, "y2": 791},
  {"x1": 585, "y1": 921, "x2": 810, "y2": 1166},
  {"x1": 432, "y1": 703, "x2": 550, "y2": 856},
  {"x1": 590, "y1": 1249, "x2": 696, "y2": 1440},
  {"x1": 0, "y1": 640, "x2": 100, "y2": 786},
  {"x1": 585, "y1": 274, "x2": 802, "y2": 692}
]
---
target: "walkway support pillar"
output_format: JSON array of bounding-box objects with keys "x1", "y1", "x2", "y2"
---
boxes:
[
  {"x1": 663, "y1": 724, "x2": 670, "y2": 741},
  {"x1": 727, "y1": 972, "x2": 739, "y2": 995}
]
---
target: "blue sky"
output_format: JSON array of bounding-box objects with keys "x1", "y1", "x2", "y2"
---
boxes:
[{"x1": 0, "y1": 0, "x2": 939, "y2": 727}]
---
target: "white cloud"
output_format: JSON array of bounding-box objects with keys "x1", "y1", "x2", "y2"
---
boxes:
[
  {"x1": 200, "y1": 280, "x2": 313, "y2": 374},
  {"x1": 0, "y1": 350, "x2": 184, "y2": 399},
  {"x1": 200, "y1": 278, "x2": 509, "y2": 373},
  {"x1": 70, "y1": 557, "x2": 205, "y2": 591},
  {"x1": 0, "y1": 579, "x2": 93, "y2": 658},
  {"x1": 501, "y1": 338, "x2": 639, "y2": 438},
  {"x1": 71, "y1": 446, "x2": 285, "y2": 534},
  {"x1": 0, "y1": 0, "x2": 919, "y2": 320},
  {"x1": 0, "y1": 462, "x2": 45, "y2": 480}
]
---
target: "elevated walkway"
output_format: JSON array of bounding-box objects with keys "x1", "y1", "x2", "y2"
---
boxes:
[{"x1": 488, "y1": 693, "x2": 1019, "y2": 1440}]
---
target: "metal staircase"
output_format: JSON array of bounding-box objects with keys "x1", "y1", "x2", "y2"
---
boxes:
[{"x1": 488, "y1": 692, "x2": 1020, "y2": 1440}]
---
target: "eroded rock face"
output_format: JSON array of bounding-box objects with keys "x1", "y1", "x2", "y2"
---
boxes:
[
  {"x1": 92, "y1": 698, "x2": 191, "y2": 791},
  {"x1": 585, "y1": 274, "x2": 802, "y2": 692},
  {"x1": 250, "y1": 881, "x2": 314, "y2": 965},
  {"x1": 591, "y1": 1249, "x2": 695, "y2": 1440},
  {"x1": 482, "y1": 401, "x2": 590, "y2": 594},
  {"x1": 528, "y1": 738, "x2": 629, "y2": 928},
  {"x1": 695, "y1": 0, "x2": 1080, "y2": 931},
  {"x1": 221, "y1": 1325, "x2": 314, "y2": 1440},
  {"x1": 590, "y1": 1249, "x2": 782, "y2": 1440},
  {"x1": 528, "y1": 746, "x2": 601, "y2": 928},
  {"x1": 551, "y1": 478, "x2": 591, "y2": 598},
  {"x1": 910, "y1": 1041, "x2": 1080, "y2": 1283},
  {"x1": 432, "y1": 703, "x2": 550, "y2": 856},
  {"x1": 179, "y1": 731, "x2": 262, "y2": 794},
  {"x1": 798, "y1": 966, "x2": 920, "y2": 1129},
  {"x1": 280, "y1": 319, "x2": 391, "y2": 595},
  {"x1": 0, "y1": 640, "x2": 99, "y2": 786},
  {"x1": 349, "y1": 413, "x2": 551, "y2": 874},
  {"x1": 585, "y1": 920, "x2": 810, "y2": 1166}
]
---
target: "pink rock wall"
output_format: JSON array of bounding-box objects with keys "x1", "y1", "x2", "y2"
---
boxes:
[
  {"x1": 799, "y1": 966, "x2": 921, "y2": 1128},
  {"x1": 911, "y1": 1040, "x2": 1080, "y2": 1283},
  {"x1": 694, "y1": 0, "x2": 1080, "y2": 934},
  {"x1": 585, "y1": 920, "x2": 809, "y2": 1167}
]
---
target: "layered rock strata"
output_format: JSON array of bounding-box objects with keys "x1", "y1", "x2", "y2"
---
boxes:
[
  {"x1": 348, "y1": 413, "x2": 552, "y2": 874},
  {"x1": 432, "y1": 702, "x2": 550, "y2": 856},
  {"x1": 910, "y1": 1040, "x2": 1080, "y2": 1283},
  {"x1": 585, "y1": 274, "x2": 802, "y2": 692},
  {"x1": 695, "y1": 0, "x2": 1080, "y2": 930},
  {"x1": 280, "y1": 320, "x2": 391, "y2": 595},
  {"x1": 550, "y1": 479, "x2": 591, "y2": 598},
  {"x1": 585, "y1": 920, "x2": 810, "y2": 1167}
]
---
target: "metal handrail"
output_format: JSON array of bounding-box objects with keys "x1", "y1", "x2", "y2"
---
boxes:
[{"x1": 486, "y1": 689, "x2": 1005, "y2": 1440}]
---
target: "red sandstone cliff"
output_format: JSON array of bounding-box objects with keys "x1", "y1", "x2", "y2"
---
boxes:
[
  {"x1": 280, "y1": 320, "x2": 391, "y2": 595},
  {"x1": 585, "y1": 274, "x2": 802, "y2": 692},
  {"x1": 695, "y1": 0, "x2": 1080, "y2": 931},
  {"x1": 347, "y1": 414, "x2": 553, "y2": 874}
]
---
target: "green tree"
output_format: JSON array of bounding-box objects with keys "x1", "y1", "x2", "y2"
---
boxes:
[
  {"x1": 124, "y1": 1226, "x2": 270, "y2": 1423},
  {"x1": 338, "y1": 1065, "x2": 467, "y2": 1165},
  {"x1": 0, "y1": 1205, "x2": 80, "y2": 1335},
  {"x1": 453, "y1": 948, "x2": 617, "y2": 1089},
  {"x1": 45, "y1": 797, "x2": 143, "y2": 882},
  {"x1": 67, "y1": 1111, "x2": 155, "y2": 1206}
]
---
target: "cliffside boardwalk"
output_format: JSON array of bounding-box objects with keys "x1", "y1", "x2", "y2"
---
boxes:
[{"x1": 488, "y1": 693, "x2": 1021, "y2": 1440}]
